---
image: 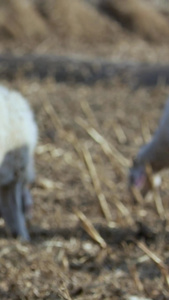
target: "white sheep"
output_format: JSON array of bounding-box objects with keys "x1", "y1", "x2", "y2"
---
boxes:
[{"x1": 0, "y1": 85, "x2": 38, "y2": 240}]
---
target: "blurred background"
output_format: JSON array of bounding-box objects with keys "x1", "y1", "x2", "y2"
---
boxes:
[
  {"x1": 0, "y1": 1, "x2": 169, "y2": 300},
  {"x1": 0, "y1": 0, "x2": 169, "y2": 60}
]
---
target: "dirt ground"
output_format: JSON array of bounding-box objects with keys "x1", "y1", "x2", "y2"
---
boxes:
[{"x1": 1, "y1": 1, "x2": 169, "y2": 299}]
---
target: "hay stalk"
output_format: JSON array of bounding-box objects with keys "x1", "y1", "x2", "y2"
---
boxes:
[{"x1": 75, "y1": 209, "x2": 107, "y2": 248}]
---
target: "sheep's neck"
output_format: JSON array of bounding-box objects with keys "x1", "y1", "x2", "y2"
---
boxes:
[
  {"x1": 138, "y1": 100, "x2": 169, "y2": 173},
  {"x1": 139, "y1": 135, "x2": 169, "y2": 173}
]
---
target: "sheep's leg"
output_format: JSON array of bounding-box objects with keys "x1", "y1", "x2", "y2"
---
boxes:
[
  {"x1": 0, "y1": 186, "x2": 33, "y2": 218},
  {"x1": 22, "y1": 186, "x2": 33, "y2": 219},
  {"x1": 0, "y1": 181, "x2": 30, "y2": 241}
]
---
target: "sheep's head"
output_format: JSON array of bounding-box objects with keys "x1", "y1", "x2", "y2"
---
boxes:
[{"x1": 129, "y1": 158, "x2": 152, "y2": 197}]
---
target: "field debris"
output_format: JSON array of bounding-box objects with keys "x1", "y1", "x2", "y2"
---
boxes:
[
  {"x1": 1, "y1": 0, "x2": 169, "y2": 299},
  {"x1": 75, "y1": 209, "x2": 107, "y2": 248}
]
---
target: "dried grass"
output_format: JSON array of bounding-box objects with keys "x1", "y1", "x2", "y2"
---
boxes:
[
  {"x1": 100, "y1": 0, "x2": 169, "y2": 42},
  {"x1": 35, "y1": 0, "x2": 122, "y2": 44},
  {"x1": 75, "y1": 209, "x2": 107, "y2": 248},
  {"x1": 76, "y1": 117, "x2": 129, "y2": 176},
  {"x1": 82, "y1": 146, "x2": 112, "y2": 223},
  {"x1": 0, "y1": 0, "x2": 48, "y2": 40},
  {"x1": 145, "y1": 164, "x2": 165, "y2": 220},
  {"x1": 137, "y1": 241, "x2": 169, "y2": 287}
]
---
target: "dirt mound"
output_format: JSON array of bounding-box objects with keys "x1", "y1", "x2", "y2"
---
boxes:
[
  {"x1": 100, "y1": 0, "x2": 169, "y2": 42},
  {"x1": 0, "y1": 0, "x2": 48, "y2": 40},
  {"x1": 0, "y1": 0, "x2": 168, "y2": 50},
  {"x1": 34, "y1": 0, "x2": 123, "y2": 45}
]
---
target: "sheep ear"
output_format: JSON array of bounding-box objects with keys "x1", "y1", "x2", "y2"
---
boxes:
[{"x1": 0, "y1": 182, "x2": 30, "y2": 241}]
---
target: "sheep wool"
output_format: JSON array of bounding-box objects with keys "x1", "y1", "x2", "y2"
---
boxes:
[
  {"x1": 0, "y1": 85, "x2": 38, "y2": 240},
  {"x1": 0, "y1": 85, "x2": 38, "y2": 165}
]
